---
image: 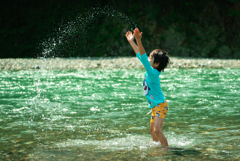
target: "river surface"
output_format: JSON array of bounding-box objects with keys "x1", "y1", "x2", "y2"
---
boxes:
[{"x1": 0, "y1": 68, "x2": 239, "y2": 160}]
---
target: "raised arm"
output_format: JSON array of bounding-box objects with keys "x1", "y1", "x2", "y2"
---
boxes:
[
  {"x1": 134, "y1": 28, "x2": 146, "y2": 56},
  {"x1": 125, "y1": 31, "x2": 139, "y2": 55}
]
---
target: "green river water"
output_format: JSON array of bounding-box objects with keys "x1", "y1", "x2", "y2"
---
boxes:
[{"x1": 0, "y1": 68, "x2": 239, "y2": 160}]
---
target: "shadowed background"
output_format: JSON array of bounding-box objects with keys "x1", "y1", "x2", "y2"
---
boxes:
[{"x1": 0, "y1": 0, "x2": 240, "y2": 58}]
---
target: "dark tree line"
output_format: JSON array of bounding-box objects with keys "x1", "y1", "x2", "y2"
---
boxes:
[{"x1": 0, "y1": 0, "x2": 240, "y2": 58}]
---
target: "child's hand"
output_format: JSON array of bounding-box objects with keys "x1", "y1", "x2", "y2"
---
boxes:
[
  {"x1": 125, "y1": 31, "x2": 134, "y2": 42},
  {"x1": 133, "y1": 28, "x2": 142, "y2": 41}
]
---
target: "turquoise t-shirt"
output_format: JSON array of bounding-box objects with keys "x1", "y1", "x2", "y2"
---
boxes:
[{"x1": 136, "y1": 52, "x2": 165, "y2": 108}]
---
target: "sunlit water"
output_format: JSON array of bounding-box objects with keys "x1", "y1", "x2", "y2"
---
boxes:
[{"x1": 0, "y1": 68, "x2": 239, "y2": 160}]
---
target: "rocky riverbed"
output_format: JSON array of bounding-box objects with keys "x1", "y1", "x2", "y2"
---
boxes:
[{"x1": 0, "y1": 57, "x2": 240, "y2": 71}]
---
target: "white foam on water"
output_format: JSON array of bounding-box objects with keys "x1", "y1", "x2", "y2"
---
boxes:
[
  {"x1": 55, "y1": 135, "x2": 150, "y2": 151},
  {"x1": 168, "y1": 136, "x2": 196, "y2": 148},
  {"x1": 54, "y1": 134, "x2": 196, "y2": 151}
]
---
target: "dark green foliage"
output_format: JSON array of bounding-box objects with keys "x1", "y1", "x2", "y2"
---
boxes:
[{"x1": 0, "y1": 0, "x2": 239, "y2": 58}]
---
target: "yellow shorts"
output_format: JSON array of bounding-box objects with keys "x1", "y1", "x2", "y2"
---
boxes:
[{"x1": 150, "y1": 100, "x2": 168, "y2": 124}]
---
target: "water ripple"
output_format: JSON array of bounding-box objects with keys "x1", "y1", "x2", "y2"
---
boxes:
[{"x1": 0, "y1": 68, "x2": 240, "y2": 159}]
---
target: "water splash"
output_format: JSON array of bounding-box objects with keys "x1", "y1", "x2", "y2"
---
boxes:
[
  {"x1": 54, "y1": 134, "x2": 196, "y2": 151},
  {"x1": 39, "y1": 5, "x2": 137, "y2": 58}
]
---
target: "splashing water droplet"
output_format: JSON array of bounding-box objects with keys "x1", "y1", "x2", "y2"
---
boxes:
[{"x1": 39, "y1": 5, "x2": 137, "y2": 57}]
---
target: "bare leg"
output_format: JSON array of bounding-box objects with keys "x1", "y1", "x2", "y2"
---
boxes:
[
  {"x1": 150, "y1": 123, "x2": 158, "y2": 141},
  {"x1": 153, "y1": 117, "x2": 168, "y2": 147}
]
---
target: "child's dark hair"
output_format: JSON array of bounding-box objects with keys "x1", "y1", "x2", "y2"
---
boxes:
[{"x1": 151, "y1": 49, "x2": 170, "y2": 72}]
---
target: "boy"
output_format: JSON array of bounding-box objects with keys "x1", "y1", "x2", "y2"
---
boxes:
[{"x1": 125, "y1": 28, "x2": 170, "y2": 148}]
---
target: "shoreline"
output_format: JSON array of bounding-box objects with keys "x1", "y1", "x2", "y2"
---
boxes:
[{"x1": 0, "y1": 57, "x2": 240, "y2": 71}]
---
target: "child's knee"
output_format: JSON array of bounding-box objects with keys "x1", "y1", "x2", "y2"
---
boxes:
[
  {"x1": 150, "y1": 128, "x2": 154, "y2": 135},
  {"x1": 154, "y1": 128, "x2": 162, "y2": 134}
]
